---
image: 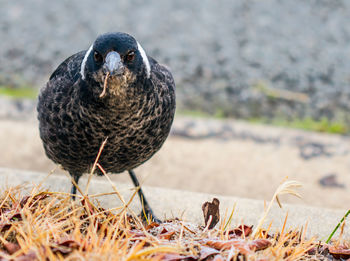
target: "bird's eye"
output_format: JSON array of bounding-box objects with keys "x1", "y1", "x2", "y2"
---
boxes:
[
  {"x1": 93, "y1": 51, "x2": 103, "y2": 63},
  {"x1": 126, "y1": 51, "x2": 135, "y2": 62}
]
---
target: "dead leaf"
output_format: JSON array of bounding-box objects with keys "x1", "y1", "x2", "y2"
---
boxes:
[
  {"x1": 81, "y1": 198, "x2": 96, "y2": 215},
  {"x1": 146, "y1": 222, "x2": 160, "y2": 230},
  {"x1": 0, "y1": 223, "x2": 11, "y2": 232},
  {"x1": 259, "y1": 229, "x2": 272, "y2": 239},
  {"x1": 328, "y1": 244, "x2": 350, "y2": 259},
  {"x1": 4, "y1": 242, "x2": 20, "y2": 254},
  {"x1": 16, "y1": 250, "x2": 37, "y2": 261},
  {"x1": 9, "y1": 212, "x2": 22, "y2": 221},
  {"x1": 58, "y1": 239, "x2": 80, "y2": 249},
  {"x1": 20, "y1": 194, "x2": 49, "y2": 208},
  {"x1": 160, "y1": 227, "x2": 169, "y2": 234},
  {"x1": 51, "y1": 238, "x2": 81, "y2": 255},
  {"x1": 204, "y1": 239, "x2": 252, "y2": 255},
  {"x1": 0, "y1": 207, "x2": 10, "y2": 216},
  {"x1": 202, "y1": 198, "x2": 220, "y2": 229},
  {"x1": 228, "y1": 225, "x2": 253, "y2": 238},
  {"x1": 249, "y1": 239, "x2": 272, "y2": 251},
  {"x1": 51, "y1": 245, "x2": 73, "y2": 255},
  {"x1": 159, "y1": 230, "x2": 175, "y2": 240}
]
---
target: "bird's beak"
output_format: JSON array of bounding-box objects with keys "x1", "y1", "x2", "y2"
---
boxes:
[{"x1": 103, "y1": 51, "x2": 124, "y2": 76}]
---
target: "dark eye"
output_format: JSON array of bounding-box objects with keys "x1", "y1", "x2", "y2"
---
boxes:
[
  {"x1": 93, "y1": 51, "x2": 103, "y2": 63},
  {"x1": 126, "y1": 51, "x2": 135, "y2": 62}
]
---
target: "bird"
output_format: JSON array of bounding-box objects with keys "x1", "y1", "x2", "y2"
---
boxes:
[{"x1": 37, "y1": 32, "x2": 176, "y2": 220}]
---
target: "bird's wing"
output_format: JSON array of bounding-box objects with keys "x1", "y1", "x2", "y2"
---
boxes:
[
  {"x1": 49, "y1": 50, "x2": 86, "y2": 82},
  {"x1": 148, "y1": 57, "x2": 176, "y2": 91}
]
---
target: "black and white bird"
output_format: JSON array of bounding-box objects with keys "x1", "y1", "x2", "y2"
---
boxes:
[{"x1": 37, "y1": 32, "x2": 176, "y2": 220}]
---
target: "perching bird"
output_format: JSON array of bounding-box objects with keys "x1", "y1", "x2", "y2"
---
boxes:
[{"x1": 37, "y1": 32, "x2": 176, "y2": 220}]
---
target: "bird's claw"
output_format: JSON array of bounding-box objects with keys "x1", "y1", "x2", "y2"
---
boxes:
[{"x1": 140, "y1": 206, "x2": 161, "y2": 223}]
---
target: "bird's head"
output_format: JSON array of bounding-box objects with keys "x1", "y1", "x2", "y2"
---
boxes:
[{"x1": 80, "y1": 32, "x2": 151, "y2": 98}]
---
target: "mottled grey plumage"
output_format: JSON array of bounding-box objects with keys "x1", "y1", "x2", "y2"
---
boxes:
[{"x1": 37, "y1": 32, "x2": 175, "y2": 220}]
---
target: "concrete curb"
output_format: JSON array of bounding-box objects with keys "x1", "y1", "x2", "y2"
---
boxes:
[{"x1": 0, "y1": 167, "x2": 348, "y2": 240}]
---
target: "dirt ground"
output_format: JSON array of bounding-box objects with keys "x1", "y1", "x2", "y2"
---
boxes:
[{"x1": 1, "y1": 117, "x2": 349, "y2": 210}]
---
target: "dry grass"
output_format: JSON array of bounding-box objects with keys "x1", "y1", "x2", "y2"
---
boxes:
[
  {"x1": 252, "y1": 179, "x2": 302, "y2": 238},
  {"x1": 0, "y1": 182, "x2": 347, "y2": 260},
  {"x1": 100, "y1": 72, "x2": 110, "y2": 98}
]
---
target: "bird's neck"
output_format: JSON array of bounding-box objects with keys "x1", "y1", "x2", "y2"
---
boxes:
[{"x1": 77, "y1": 79, "x2": 152, "y2": 117}]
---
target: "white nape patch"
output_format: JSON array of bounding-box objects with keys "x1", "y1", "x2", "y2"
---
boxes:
[
  {"x1": 137, "y1": 42, "x2": 151, "y2": 79},
  {"x1": 80, "y1": 44, "x2": 93, "y2": 80}
]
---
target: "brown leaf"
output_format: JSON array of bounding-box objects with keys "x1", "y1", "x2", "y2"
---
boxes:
[
  {"x1": 58, "y1": 239, "x2": 80, "y2": 249},
  {"x1": 9, "y1": 212, "x2": 22, "y2": 221},
  {"x1": 81, "y1": 198, "x2": 96, "y2": 215},
  {"x1": 51, "y1": 245, "x2": 73, "y2": 255},
  {"x1": 16, "y1": 250, "x2": 37, "y2": 261},
  {"x1": 146, "y1": 222, "x2": 160, "y2": 230},
  {"x1": 0, "y1": 223, "x2": 11, "y2": 232},
  {"x1": 159, "y1": 230, "x2": 175, "y2": 240},
  {"x1": 228, "y1": 225, "x2": 253, "y2": 238},
  {"x1": 249, "y1": 239, "x2": 272, "y2": 251},
  {"x1": 51, "y1": 238, "x2": 81, "y2": 255},
  {"x1": 307, "y1": 242, "x2": 327, "y2": 256},
  {"x1": 328, "y1": 244, "x2": 350, "y2": 259},
  {"x1": 20, "y1": 194, "x2": 49, "y2": 208},
  {"x1": 204, "y1": 239, "x2": 252, "y2": 255},
  {"x1": 259, "y1": 229, "x2": 272, "y2": 239},
  {"x1": 306, "y1": 246, "x2": 316, "y2": 255},
  {"x1": 160, "y1": 227, "x2": 169, "y2": 234},
  {"x1": 0, "y1": 207, "x2": 9, "y2": 216},
  {"x1": 202, "y1": 198, "x2": 220, "y2": 229},
  {"x1": 199, "y1": 246, "x2": 219, "y2": 260},
  {"x1": 19, "y1": 196, "x2": 31, "y2": 208},
  {"x1": 4, "y1": 242, "x2": 20, "y2": 254}
]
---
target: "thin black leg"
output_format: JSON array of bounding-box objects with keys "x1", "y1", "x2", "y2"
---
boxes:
[
  {"x1": 128, "y1": 170, "x2": 160, "y2": 222},
  {"x1": 70, "y1": 174, "x2": 81, "y2": 200}
]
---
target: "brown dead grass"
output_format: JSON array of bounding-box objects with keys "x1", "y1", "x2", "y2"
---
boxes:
[{"x1": 0, "y1": 184, "x2": 347, "y2": 260}]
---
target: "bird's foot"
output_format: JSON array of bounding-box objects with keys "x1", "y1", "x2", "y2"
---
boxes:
[{"x1": 140, "y1": 206, "x2": 161, "y2": 223}]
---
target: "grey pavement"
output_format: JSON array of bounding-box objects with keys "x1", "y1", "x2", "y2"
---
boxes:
[{"x1": 0, "y1": 167, "x2": 348, "y2": 240}]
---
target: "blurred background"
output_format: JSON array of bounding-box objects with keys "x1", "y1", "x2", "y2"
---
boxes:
[{"x1": 0, "y1": 0, "x2": 349, "y2": 209}]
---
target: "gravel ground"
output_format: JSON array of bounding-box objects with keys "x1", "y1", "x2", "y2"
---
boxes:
[{"x1": 1, "y1": 0, "x2": 350, "y2": 122}]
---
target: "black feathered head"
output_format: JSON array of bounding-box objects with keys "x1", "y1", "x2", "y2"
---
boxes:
[{"x1": 80, "y1": 32, "x2": 151, "y2": 98}]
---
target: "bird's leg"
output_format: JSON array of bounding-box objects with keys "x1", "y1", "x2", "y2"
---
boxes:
[
  {"x1": 70, "y1": 174, "x2": 81, "y2": 200},
  {"x1": 128, "y1": 170, "x2": 160, "y2": 223}
]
